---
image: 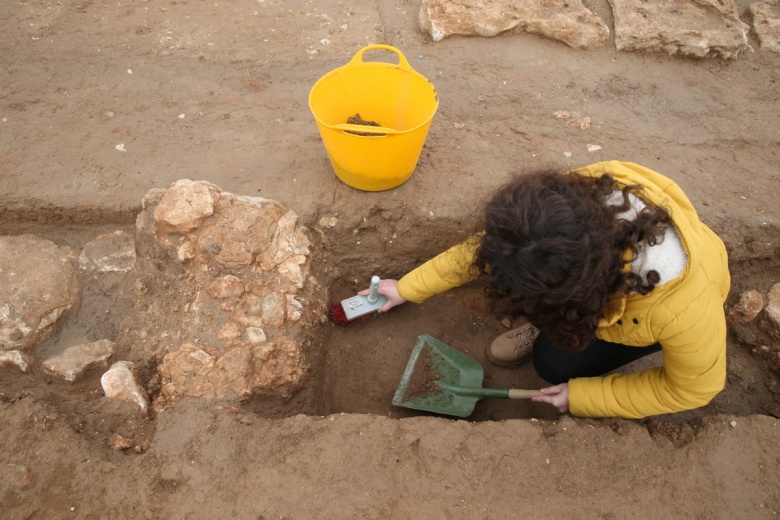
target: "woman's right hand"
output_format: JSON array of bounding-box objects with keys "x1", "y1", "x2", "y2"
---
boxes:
[{"x1": 358, "y1": 278, "x2": 407, "y2": 313}]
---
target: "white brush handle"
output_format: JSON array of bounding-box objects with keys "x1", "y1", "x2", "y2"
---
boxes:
[{"x1": 367, "y1": 276, "x2": 381, "y2": 304}]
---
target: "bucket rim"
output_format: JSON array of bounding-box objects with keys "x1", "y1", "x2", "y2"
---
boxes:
[
  {"x1": 308, "y1": 71, "x2": 439, "y2": 134},
  {"x1": 308, "y1": 45, "x2": 438, "y2": 135}
]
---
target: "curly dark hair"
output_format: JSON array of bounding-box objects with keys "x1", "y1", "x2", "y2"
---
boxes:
[{"x1": 474, "y1": 170, "x2": 672, "y2": 351}]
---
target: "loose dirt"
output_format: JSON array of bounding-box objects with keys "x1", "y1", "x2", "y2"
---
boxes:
[
  {"x1": 345, "y1": 113, "x2": 385, "y2": 136},
  {"x1": 2, "y1": 0, "x2": 780, "y2": 518}
]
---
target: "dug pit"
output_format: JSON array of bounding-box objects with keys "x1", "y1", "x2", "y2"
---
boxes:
[{"x1": 1, "y1": 183, "x2": 780, "y2": 460}]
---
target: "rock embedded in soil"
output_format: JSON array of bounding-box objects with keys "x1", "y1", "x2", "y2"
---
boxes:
[
  {"x1": 78, "y1": 230, "x2": 136, "y2": 272},
  {"x1": 152, "y1": 179, "x2": 220, "y2": 236},
  {"x1": 108, "y1": 433, "x2": 133, "y2": 451},
  {"x1": 101, "y1": 361, "x2": 150, "y2": 413},
  {"x1": 727, "y1": 289, "x2": 764, "y2": 325},
  {"x1": 747, "y1": 1, "x2": 780, "y2": 53},
  {"x1": 608, "y1": 0, "x2": 749, "y2": 59},
  {"x1": 0, "y1": 235, "x2": 80, "y2": 352},
  {"x1": 419, "y1": 0, "x2": 610, "y2": 49},
  {"x1": 759, "y1": 283, "x2": 780, "y2": 342},
  {"x1": 42, "y1": 339, "x2": 115, "y2": 382},
  {"x1": 0, "y1": 350, "x2": 33, "y2": 373},
  {"x1": 207, "y1": 275, "x2": 245, "y2": 303}
]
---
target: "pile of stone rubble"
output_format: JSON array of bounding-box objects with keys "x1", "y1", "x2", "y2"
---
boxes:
[{"x1": 0, "y1": 180, "x2": 328, "y2": 415}]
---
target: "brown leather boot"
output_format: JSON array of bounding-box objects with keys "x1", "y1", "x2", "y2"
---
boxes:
[{"x1": 485, "y1": 321, "x2": 539, "y2": 368}]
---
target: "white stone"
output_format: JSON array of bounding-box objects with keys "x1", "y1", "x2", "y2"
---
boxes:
[
  {"x1": 244, "y1": 327, "x2": 267, "y2": 345},
  {"x1": 177, "y1": 240, "x2": 197, "y2": 262},
  {"x1": 101, "y1": 361, "x2": 149, "y2": 413},
  {"x1": 286, "y1": 295, "x2": 302, "y2": 322},
  {"x1": 262, "y1": 293, "x2": 286, "y2": 328},
  {"x1": 79, "y1": 230, "x2": 136, "y2": 272}
]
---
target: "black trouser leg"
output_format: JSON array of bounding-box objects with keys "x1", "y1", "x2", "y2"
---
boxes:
[{"x1": 532, "y1": 332, "x2": 661, "y2": 385}]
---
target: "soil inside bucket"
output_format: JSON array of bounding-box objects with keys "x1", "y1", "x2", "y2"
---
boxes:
[{"x1": 345, "y1": 113, "x2": 385, "y2": 136}]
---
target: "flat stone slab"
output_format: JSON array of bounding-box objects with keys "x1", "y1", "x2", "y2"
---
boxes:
[
  {"x1": 609, "y1": 0, "x2": 750, "y2": 59},
  {"x1": 42, "y1": 339, "x2": 115, "y2": 382},
  {"x1": 79, "y1": 230, "x2": 136, "y2": 273},
  {"x1": 419, "y1": 0, "x2": 610, "y2": 49}
]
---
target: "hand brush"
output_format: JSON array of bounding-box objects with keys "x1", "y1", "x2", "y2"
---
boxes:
[{"x1": 329, "y1": 276, "x2": 388, "y2": 325}]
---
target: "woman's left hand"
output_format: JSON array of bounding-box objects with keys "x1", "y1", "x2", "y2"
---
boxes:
[{"x1": 532, "y1": 383, "x2": 570, "y2": 413}]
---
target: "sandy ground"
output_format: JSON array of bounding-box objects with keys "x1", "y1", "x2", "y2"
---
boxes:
[{"x1": 2, "y1": 0, "x2": 780, "y2": 518}]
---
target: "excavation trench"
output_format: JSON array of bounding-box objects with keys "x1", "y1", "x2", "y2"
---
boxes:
[{"x1": 1, "y1": 216, "x2": 779, "y2": 449}]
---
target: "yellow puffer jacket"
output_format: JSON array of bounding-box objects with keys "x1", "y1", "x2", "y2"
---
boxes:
[{"x1": 396, "y1": 161, "x2": 730, "y2": 418}]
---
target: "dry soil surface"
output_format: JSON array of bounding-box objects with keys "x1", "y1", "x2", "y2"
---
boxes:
[{"x1": 2, "y1": 0, "x2": 780, "y2": 519}]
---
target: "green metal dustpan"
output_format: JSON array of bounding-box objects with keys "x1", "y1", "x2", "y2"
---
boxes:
[{"x1": 392, "y1": 334, "x2": 542, "y2": 418}]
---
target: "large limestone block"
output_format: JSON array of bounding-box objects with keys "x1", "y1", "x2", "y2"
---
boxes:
[
  {"x1": 608, "y1": 0, "x2": 750, "y2": 59},
  {"x1": 0, "y1": 235, "x2": 79, "y2": 352},
  {"x1": 419, "y1": 0, "x2": 609, "y2": 49},
  {"x1": 748, "y1": 0, "x2": 780, "y2": 53}
]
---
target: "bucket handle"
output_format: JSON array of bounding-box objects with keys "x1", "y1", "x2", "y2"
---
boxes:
[
  {"x1": 346, "y1": 44, "x2": 413, "y2": 72},
  {"x1": 330, "y1": 45, "x2": 415, "y2": 136}
]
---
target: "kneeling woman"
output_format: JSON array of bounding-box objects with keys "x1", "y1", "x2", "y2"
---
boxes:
[{"x1": 363, "y1": 161, "x2": 730, "y2": 419}]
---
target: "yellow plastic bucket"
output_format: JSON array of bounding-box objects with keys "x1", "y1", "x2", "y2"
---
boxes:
[{"x1": 309, "y1": 44, "x2": 439, "y2": 191}]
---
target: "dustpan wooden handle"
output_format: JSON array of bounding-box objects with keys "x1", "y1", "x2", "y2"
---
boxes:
[{"x1": 508, "y1": 389, "x2": 544, "y2": 399}]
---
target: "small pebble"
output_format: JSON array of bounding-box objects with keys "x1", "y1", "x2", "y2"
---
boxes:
[{"x1": 730, "y1": 420, "x2": 737, "y2": 428}]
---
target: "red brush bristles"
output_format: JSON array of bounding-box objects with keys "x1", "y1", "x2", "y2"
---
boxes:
[{"x1": 328, "y1": 300, "x2": 376, "y2": 326}]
